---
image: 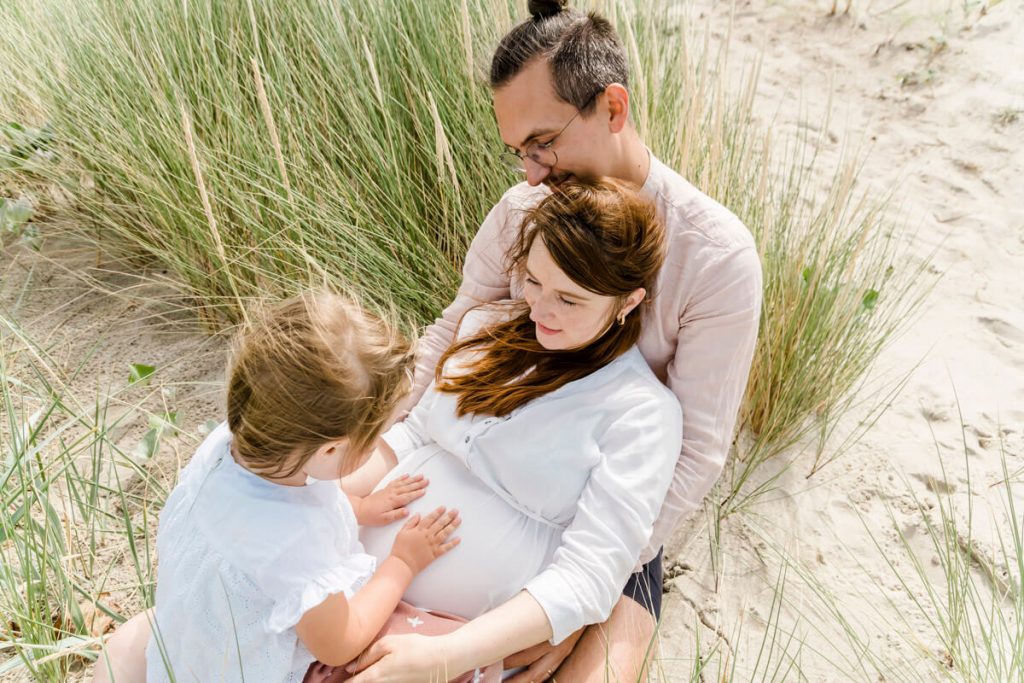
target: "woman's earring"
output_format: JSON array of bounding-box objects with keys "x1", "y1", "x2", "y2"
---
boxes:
[{"x1": 617, "y1": 312, "x2": 626, "y2": 326}]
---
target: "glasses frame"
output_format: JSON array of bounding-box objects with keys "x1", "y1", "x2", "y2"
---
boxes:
[{"x1": 499, "y1": 91, "x2": 601, "y2": 174}]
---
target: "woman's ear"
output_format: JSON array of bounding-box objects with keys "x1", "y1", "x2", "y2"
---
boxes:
[{"x1": 620, "y1": 287, "x2": 646, "y2": 318}]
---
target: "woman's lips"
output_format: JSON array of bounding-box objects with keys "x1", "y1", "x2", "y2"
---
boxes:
[{"x1": 535, "y1": 321, "x2": 560, "y2": 335}]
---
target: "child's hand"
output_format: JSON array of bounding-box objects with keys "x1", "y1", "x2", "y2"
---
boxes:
[
  {"x1": 354, "y1": 474, "x2": 429, "y2": 527},
  {"x1": 390, "y1": 506, "x2": 460, "y2": 575}
]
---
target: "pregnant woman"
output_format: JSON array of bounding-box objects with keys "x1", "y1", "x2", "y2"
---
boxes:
[
  {"x1": 93, "y1": 177, "x2": 682, "y2": 682},
  {"x1": 328, "y1": 177, "x2": 681, "y2": 681}
]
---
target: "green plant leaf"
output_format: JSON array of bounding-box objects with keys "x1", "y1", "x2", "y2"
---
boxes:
[
  {"x1": 0, "y1": 197, "x2": 34, "y2": 232},
  {"x1": 149, "y1": 410, "x2": 180, "y2": 433},
  {"x1": 198, "y1": 419, "x2": 220, "y2": 436},
  {"x1": 128, "y1": 363, "x2": 156, "y2": 385},
  {"x1": 133, "y1": 427, "x2": 160, "y2": 460},
  {"x1": 862, "y1": 289, "x2": 880, "y2": 310}
]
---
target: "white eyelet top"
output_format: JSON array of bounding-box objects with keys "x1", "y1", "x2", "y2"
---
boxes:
[{"x1": 145, "y1": 423, "x2": 376, "y2": 683}]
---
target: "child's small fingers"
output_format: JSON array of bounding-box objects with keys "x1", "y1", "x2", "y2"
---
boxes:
[
  {"x1": 385, "y1": 508, "x2": 408, "y2": 522},
  {"x1": 436, "y1": 515, "x2": 461, "y2": 538},
  {"x1": 440, "y1": 537, "x2": 461, "y2": 553},
  {"x1": 385, "y1": 475, "x2": 409, "y2": 490},
  {"x1": 401, "y1": 513, "x2": 421, "y2": 529},
  {"x1": 421, "y1": 506, "x2": 446, "y2": 526},
  {"x1": 398, "y1": 489, "x2": 427, "y2": 505},
  {"x1": 428, "y1": 509, "x2": 459, "y2": 534},
  {"x1": 395, "y1": 478, "x2": 428, "y2": 495}
]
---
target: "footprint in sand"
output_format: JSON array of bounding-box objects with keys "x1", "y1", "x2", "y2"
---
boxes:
[{"x1": 977, "y1": 316, "x2": 1024, "y2": 349}]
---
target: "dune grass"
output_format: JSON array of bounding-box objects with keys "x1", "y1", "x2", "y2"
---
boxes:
[
  {"x1": 0, "y1": 0, "x2": 928, "y2": 479},
  {"x1": 0, "y1": 316, "x2": 171, "y2": 680},
  {"x1": 736, "y1": 413, "x2": 1024, "y2": 682}
]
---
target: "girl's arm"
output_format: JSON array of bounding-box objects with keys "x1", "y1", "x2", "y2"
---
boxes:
[
  {"x1": 342, "y1": 440, "x2": 398, "y2": 498},
  {"x1": 295, "y1": 507, "x2": 461, "y2": 666},
  {"x1": 295, "y1": 555, "x2": 414, "y2": 666}
]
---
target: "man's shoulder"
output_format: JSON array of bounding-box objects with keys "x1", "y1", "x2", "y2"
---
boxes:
[
  {"x1": 648, "y1": 157, "x2": 755, "y2": 253},
  {"x1": 500, "y1": 181, "x2": 551, "y2": 210}
]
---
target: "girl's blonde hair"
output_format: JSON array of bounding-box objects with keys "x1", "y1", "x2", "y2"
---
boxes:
[{"x1": 227, "y1": 291, "x2": 413, "y2": 479}]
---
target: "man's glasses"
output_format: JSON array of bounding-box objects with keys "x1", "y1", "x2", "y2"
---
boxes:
[
  {"x1": 499, "y1": 92, "x2": 600, "y2": 174},
  {"x1": 500, "y1": 109, "x2": 582, "y2": 173}
]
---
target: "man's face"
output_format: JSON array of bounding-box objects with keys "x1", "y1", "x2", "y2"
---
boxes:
[{"x1": 492, "y1": 59, "x2": 611, "y2": 187}]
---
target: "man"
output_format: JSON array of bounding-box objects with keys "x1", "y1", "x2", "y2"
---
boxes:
[{"x1": 394, "y1": 2, "x2": 763, "y2": 680}]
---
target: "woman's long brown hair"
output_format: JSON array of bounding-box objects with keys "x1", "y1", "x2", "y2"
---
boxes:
[{"x1": 435, "y1": 178, "x2": 664, "y2": 417}]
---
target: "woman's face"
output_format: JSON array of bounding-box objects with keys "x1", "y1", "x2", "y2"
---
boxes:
[{"x1": 523, "y1": 238, "x2": 621, "y2": 351}]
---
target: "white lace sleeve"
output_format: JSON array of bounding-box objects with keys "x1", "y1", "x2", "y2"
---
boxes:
[
  {"x1": 264, "y1": 551, "x2": 376, "y2": 633},
  {"x1": 244, "y1": 485, "x2": 378, "y2": 634}
]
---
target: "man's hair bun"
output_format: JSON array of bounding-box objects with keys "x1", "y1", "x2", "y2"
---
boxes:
[{"x1": 528, "y1": 0, "x2": 569, "y2": 19}]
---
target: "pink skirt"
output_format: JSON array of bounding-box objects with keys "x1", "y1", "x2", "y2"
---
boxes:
[{"x1": 302, "y1": 601, "x2": 502, "y2": 683}]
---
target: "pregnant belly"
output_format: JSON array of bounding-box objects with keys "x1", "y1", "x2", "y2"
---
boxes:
[{"x1": 359, "y1": 446, "x2": 562, "y2": 619}]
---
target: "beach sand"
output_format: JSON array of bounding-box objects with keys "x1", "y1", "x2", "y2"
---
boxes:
[
  {"x1": 0, "y1": 0, "x2": 1021, "y2": 679},
  {"x1": 657, "y1": 0, "x2": 1023, "y2": 678}
]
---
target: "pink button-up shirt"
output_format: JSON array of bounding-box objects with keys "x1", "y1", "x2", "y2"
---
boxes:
[{"x1": 405, "y1": 152, "x2": 762, "y2": 564}]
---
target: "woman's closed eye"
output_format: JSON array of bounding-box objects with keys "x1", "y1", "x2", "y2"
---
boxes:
[{"x1": 525, "y1": 277, "x2": 577, "y2": 307}]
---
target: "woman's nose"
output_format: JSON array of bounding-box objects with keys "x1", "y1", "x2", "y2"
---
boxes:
[{"x1": 529, "y1": 296, "x2": 553, "y2": 321}]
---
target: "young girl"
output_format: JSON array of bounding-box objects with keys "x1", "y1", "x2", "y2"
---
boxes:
[{"x1": 141, "y1": 292, "x2": 461, "y2": 683}]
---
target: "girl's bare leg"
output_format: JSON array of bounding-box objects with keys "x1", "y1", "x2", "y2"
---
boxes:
[
  {"x1": 91, "y1": 609, "x2": 153, "y2": 683},
  {"x1": 553, "y1": 596, "x2": 657, "y2": 682}
]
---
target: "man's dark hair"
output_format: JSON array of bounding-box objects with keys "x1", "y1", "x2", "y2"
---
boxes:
[{"x1": 489, "y1": 0, "x2": 629, "y2": 114}]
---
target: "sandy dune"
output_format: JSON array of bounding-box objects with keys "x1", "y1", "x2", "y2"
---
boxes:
[{"x1": 658, "y1": 0, "x2": 1023, "y2": 678}]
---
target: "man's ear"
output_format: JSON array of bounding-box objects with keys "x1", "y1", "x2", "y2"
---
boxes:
[{"x1": 603, "y1": 83, "x2": 630, "y2": 134}]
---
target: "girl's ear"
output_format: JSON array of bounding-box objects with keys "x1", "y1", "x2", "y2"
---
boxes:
[{"x1": 313, "y1": 438, "x2": 348, "y2": 459}]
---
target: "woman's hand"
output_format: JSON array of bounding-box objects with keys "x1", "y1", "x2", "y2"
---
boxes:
[
  {"x1": 352, "y1": 474, "x2": 429, "y2": 526},
  {"x1": 346, "y1": 633, "x2": 459, "y2": 683}
]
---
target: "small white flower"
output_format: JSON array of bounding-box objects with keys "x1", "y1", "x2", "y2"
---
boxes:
[{"x1": 406, "y1": 616, "x2": 424, "y2": 629}]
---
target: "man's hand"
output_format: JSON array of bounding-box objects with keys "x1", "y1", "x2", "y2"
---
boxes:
[
  {"x1": 352, "y1": 474, "x2": 428, "y2": 526},
  {"x1": 503, "y1": 626, "x2": 585, "y2": 682}
]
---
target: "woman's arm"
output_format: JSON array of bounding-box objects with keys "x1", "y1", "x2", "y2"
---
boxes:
[
  {"x1": 343, "y1": 375, "x2": 440, "y2": 499},
  {"x1": 347, "y1": 591, "x2": 552, "y2": 682},
  {"x1": 521, "y1": 398, "x2": 682, "y2": 644}
]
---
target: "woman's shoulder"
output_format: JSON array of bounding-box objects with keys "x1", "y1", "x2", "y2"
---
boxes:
[{"x1": 591, "y1": 348, "x2": 681, "y2": 417}]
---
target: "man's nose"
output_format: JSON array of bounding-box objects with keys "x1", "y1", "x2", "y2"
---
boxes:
[{"x1": 524, "y1": 158, "x2": 551, "y2": 186}]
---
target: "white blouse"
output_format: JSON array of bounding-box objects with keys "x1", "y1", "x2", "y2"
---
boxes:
[
  {"x1": 370, "y1": 308, "x2": 683, "y2": 644},
  {"x1": 146, "y1": 423, "x2": 376, "y2": 683}
]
